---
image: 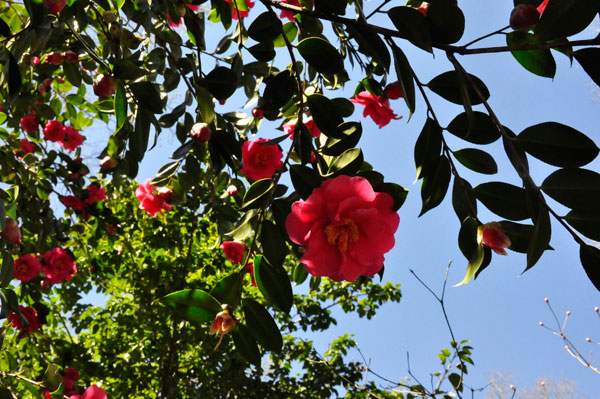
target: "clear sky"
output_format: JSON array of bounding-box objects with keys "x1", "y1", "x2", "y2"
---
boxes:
[{"x1": 119, "y1": 0, "x2": 600, "y2": 395}]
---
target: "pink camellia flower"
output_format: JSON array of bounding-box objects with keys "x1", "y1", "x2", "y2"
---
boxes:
[
  {"x1": 64, "y1": 368, "x2": 80, "y2": 382},
  {"x1": 477, "y1": 222, "x2": 511, "y2": 255},
  {"x1": 383, "y1": 82, "x2": 404, "y2": 100},
  {"x1": 70, "y1": 385, "x2": 107, "y2": 399},
  {"x1": 220, "y1": 241, "x2": 245, "y2": 264},
  {"x1": 44, "y1": 51, "x2": 63, "y2": 65},
  {"x1": 20, "y1": 114, "x2": 39, "y2": 133},
  {"x1": 63, "y1": 50, "x2": 79, "y2": 63},
  {"x1": 224, "y1": 0, "x2": 255, "y2": 19},
  {"x1": 1, "y1": 217, "x2": 21, "y2": 245},
  {"x1": 239, "y1": 138, "x2": 283, "y2": 181},
  {"x1": 59, "y1": 126, "x2": 85, "y2": 152},
  {"x1": 135, "y1": 179, "x2": 172, "y2": 217},
  {"x1": 166, "y1": 4, "x2": 200, "y2": 28},
  {"x1": 60, "y1": 195, "x2": 88, "y2": 216},
  {"x1": 537, "y1": 0, "x2": 549, "y2": 16},
  {"x1": 351, "y1": 91, "x2": 401, "y2": 129},
  {"x1": 282, "y1": 118, "x2": 321, "y2": 139},
  {"x1": 93, "y1": 74, "x2": 117, "y2": 98},
  {"x1": 43, "y1": 120, "x2": 65, "y2": 142},
  {"x1": 86, "y1": 185, "x2": 107, "y2": 205},
  {"x1": 417, "y1": 1, "x2": 429, "y2": 16},
  {"x1": 8, "y1": 306, "x2": 42, "y2": 338},
  {"x1": 43, "y1": 248, "x2": 77, "y2": 284},
  {"x1": 157, "y1": 187, "x2": 173, "y2": 201},
  {"x1": 279, "y1": 0, "x2": 301, "y2": 21},
  {"x1": 43, "y1": 0, "x2": 66, "y2": 14},
  {"x1": 210, "y1": 306, "x2": 236, "y2": 349},
  {"x1": 14, "y1": 254, "x2": 42, "y2": 282},
  {"x1": 17, "y1": 139, "x2": 36, "y2": 155},
  {"x1": 286, "y1": 175, "x2": 399, "y2": 282}
]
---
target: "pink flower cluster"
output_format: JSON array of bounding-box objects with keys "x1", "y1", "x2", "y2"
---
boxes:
[
  {"x1": 60, "y1": 184, "x2": 107, "y2": 219},
  {"x1": 239, "y1": 138, "x2": 283, "y2": 181},
  {"x1": 8, "y1": 306, "x2": 42, "y2": 338},
  {"x1": 135, "y1": 179, "x2": 173, "y2": 217},
  {"x1": 43, "y1": 120, "x2": 85, "y2": 152},
  {"x1": 282, "y1": 118, "x2": 321, "y2": 139},
  {"x1": 286, "y1": 175, "x2": 399, "y2": 282},
  {"x1": 351, "y1": 81, "x2": 404, "y2": 129}
]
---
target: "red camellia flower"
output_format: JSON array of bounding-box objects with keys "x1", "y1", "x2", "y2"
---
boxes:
[
  {"x1": 351, "y1": 91, "x2": 401, "y2": 129},
  {"x1": 282, "y1": 118, "x2": 321, "y2": 139},
  {"x1": 383, "y1": 82, "x2": 404, "y2": 100},
  {"x1": 43, "y1": 120, "x2": 65, "y2": 142},
  {"x1": 286, "y1": 175, "x2": 399, "y2": 282},
  {"x1": 157, "y1": 187, "x2": 173, "y2": 201},
  {"x1": 477, "y1": 222, "x2": 511, "y2": 255},
  {"x1": 20, "y1": 114, "x2": 39, "y2": 133},
  {"x1": 135, "y1": 179, "x2": 172, "y2": 217},
  {"x1": 44, "y1": 51, "x2": 63, "y2": 65},
  {"x1": 190, "y1": 122, "x2": 212, "y2": 143},
  {"x1": 59, "y1": 126, "x2": 85, "y2": 152},
  {"x1": 537, "y1": 0, "x2": 549, "y2": 16},
  {"x1": 220, "y1": 241, "x2": 245, "y2": 264},
  {"x1": 239, "y1": 138, "x2": 283, "y2": 181},
  {"x1": 8, "y1": 306, "x2": 42, "y2": 338},
  {"x1": 17, "y1": 139, "x2": 36, "y2": 155},
  {"x1": 244, "y1": 263, "x2": 257, "y2": 287},
  {"x1": 1, "y1": 217, "x2": 21, "y2": 245},
  {"x1": 14, "y1": 254, "x2": 42, "y2": 282},
  {"x1": 417, "y1": 1, "x2": 429, "y2": 16},
  {"x1": 86, "y1": 185, "x2": 107, "y2": 205},
  {"x1": 64, "y1": 368, "x2": 80, "y2": 382},
  {"x1": 279, "y1": 0, "x2": 301, "y2": 21},
  {"x1": 60, "y1": 195, "x2": 88, "y2": 216},
  {"x1": 63, "y1": 50, "x2": 79, "y2": 63},
  {"x1": 43, "y1": 248, "x2": 77, "y2": 284},
  {"x1": 224, "y1": 0, "x2": 255, "y2": 19},
  {"x1": 43, "y1": 0, "x2": 66, "y2": 14},
  {"x1": 210, "y1": 306, "x2": 236, "y2": 349},
  {"x1": 93, "y1": 74, "x2": 117, "y2": 98},
  {"x1": 70, "y1": 385, "x2": 107, "y2": 399},
  {"x1": 166, "y1": 4, "x2": 200, "y2": 28}
]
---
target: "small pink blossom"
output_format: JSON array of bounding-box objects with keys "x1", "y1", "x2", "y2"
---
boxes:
[
  {"x1": 17, "y1": 139, "x2": 36, "y2": 155},
  {"x1": 351, "y1": 91, "x2": 401, "y2": 128},
  {"x1": 135, "y1": 179, "x2": 172, "y2": 217},
  {"x1": 1, "y1": 217, "x2": 21, "y2": 245},
  {"x1": 383, "y1": 82, "x2": 404, "y2": 100},
  {"x1": 478, "y1": 222, "x2": 511, "y2": 255},
  {"x1": 221, "y1": 241, "x2": 245, "y2": 264},
  {"x1": 86, "y1": 185, "x2": 107, "y2": 205},
  {"x1": 14, "y1": 254, "x2": 42, "y2": 282},
  {"x1": 44, "y1": 51, "x2": 63, "y2": 65},
  {"x1": 239, "y1": 138, "x2": 283, "y2": 181}
]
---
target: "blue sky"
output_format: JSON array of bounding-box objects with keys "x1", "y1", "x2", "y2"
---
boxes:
[{"x1": 123, "y1": 0, "x2": 600, "y2": 395}]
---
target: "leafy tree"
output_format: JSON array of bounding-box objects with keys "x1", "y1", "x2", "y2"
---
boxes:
[{"x1": 0, "y1": 0, "x2": 599, "y2": 398}]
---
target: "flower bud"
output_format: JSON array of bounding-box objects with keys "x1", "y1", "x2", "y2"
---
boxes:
[
  {"x1": 190, "y1": 122, "x2": 212, "y2": 143},
  {"x1": 1, "y1": 218, "x2": 22, "y2": 245},
  {"x1": 226, "y1": 185, "x2": 238, "y2": 197},
  {"x1": 509, "y1": 4, "x2": 540, "y2": 32},
  {"x1": 103, "y1": 11, "x2": 117, "y2": 23},
  {"x1": 99, "y1": 155, "x2": 118, "y2": 169},
  {"x1": 44, "y1": 51, "x2": 63, "y2": 65},
  {"x1": 43, "y1": 0, "x2": 66, "y2": 14},
  {"x1": 157, "y1": 187, "x2": 174, "y2": 201},
  {"x1": 252, "y1": 107, "x2": 264, "y2": 119},
  {"x1": 417, "y1": 1, "x2": 429, "y2": 16},
  {"x1": 176, "y1": 3, "x2": 188, "y2": 17},
  {"x1": 384, "y1": 82, "x2": 404, "y2": 100},
  {"x1": 93, "y1": 74, "x2": 117, "y2": 98},
  {"x1": 63, "y1": 50, "x2": 79, "y2": 64},
  {"x1": 477, "y1": 222, "x2": 511, "y2": 255}
]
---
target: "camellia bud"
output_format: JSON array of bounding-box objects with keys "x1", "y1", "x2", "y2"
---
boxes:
[
  {"x1": 477, "y1": 222, "x2": 511, "y2": 255},
  {"x1": 1, "y1": 218, "x2": 22, "y2": 245},
  {"x1": 226, "y1": 185, "x2": 238, "y2": 197},
  {"x1": 44, "y1": 51, "x2": 63, "y2": 65},
  {"x1": 417, "y1": 2, "x2": 429, "y2": 16},
  {"x1": 251, "y1": 107, "x2": 264, "y2": 119},
  {"x1": 103, "y1": 11, "x2": 117, "y2": 23},
  {"x1": 383, "y1": 81, "x2": 404, "y2": 100},
  {"x1": 109, "y1": 22, "x2": 121, "y2": 39},
  {"x1": 176, "y1": 3, "x2": 188, "y2": 17},
  {"x1": 63, "y1": 50, "x2": 79, "y2": 64},
  {"x1": 99, "y1": 155, "x2": 118, "y2": 169},
  {"x1": 43, "y1": 0, "x2": 66, "y2": 14},
  {"x1": 93, "y1": 74, "x2": 117, "y2": 98},
  {"x1": 190, "y1": 122, "x2": 212, "y2": 143},
  {"x1": 509, "y1": 4, "x2": 540, "y2": 32},
  {"x1": 157, "y1": 187, "x2": 174, "y2": 201},
  {"x1": 210, "y1": 305, "x2": 236, "y2": 350}
]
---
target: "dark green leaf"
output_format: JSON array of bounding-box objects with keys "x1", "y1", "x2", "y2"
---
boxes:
[
  {"x1": 248, "y1": 11, "x2": 283, "y2": 42},
  {"x1": 428, "y1": 72, "x2": 490, "y2": 106},
  {"x1": 499, "y1": 221, "x2": 540, "y2": 254},
  {"x1": 243, "y1": 298, "x2": 283, "y2": 352},
  {"x1": 307, "y1": 94, "x2": 344, "y2": 138},
  {"x1": 254, "y1": 255, "x2": 293, "y2": 313},
  {"x1": 248, "y1": 42, "x2": 276, "y2": 62},
  {"x1": 63, "y1": 62, "x2": 82, "y2": 87},
  {"x1": 580, "y1": 244, "x2": 600, "y2": 292},
  {"x1": 373, "y1": 182, "x2": 408, "y2": 212},
  {"x1": 514, "y1": 122, "x2": 598, "y2": 167},
  {"x1": 534, "y1": 0, "x2": 600, "y2": 41},
  {"x1": 453, "y1": 148, "x2": 498, "y2": 175},
  {"x1": 502, "y1": 126, "x2": 530, "y2": 176},
  {"x1": 232, "y1": 324, "x2": 261, "y2": 364},
  {"x1": 388, "y1": 6, "x2": 433, "y2": 53},
  {"x1": 574, "y1": 48, "x2": 600, "y2": 88},
  {"x1": 426, "y1": 2, "x2": 465, "y2": 44},
  {"x1": 541, "y1": 168, "x2": 600, "y2": 212},
  {"x1": 129, "y1": 82, "x2": 163, "y2": 114},
  {"x1": 322, "y1": 122, "x2": 362, "y2": 156},
  {"x1": 114, "y1": 84, "x2": 127, "y2": 130},
  {"x1": 325, "y1": 148, "x2": 363, "y2": 177},
  {"x1": 262, "y1": 70, "x2": 296, "y2": 111},
  {"x1": 390, "y1": 43, "x2": 416, "y2": 115},
  {"x1": 331, "y1": 97, "x2": 355, "y2": 117},
  {"x1": 448, "y1": 373, "x2": 463, "y2": 392},
  {"x1": 419, "y1": 156, "x2": 451, "y2": 216},
  {"x1": 204, "y1": 66, "x2": 237, "y2": 102},
  {"x1": 565, "y1": 211, "x2": 600, "y2": 241},
  {"x1": 211, "y1": 273, "x2": 243, "y2": 308},
  {"x1": 163, "y1": 289, "x2": 222, "y2": 323},
  {"x1": 0, "y1": 252, "x2": 13, "y2": 289},
  {"x1": 506, "y1": 31, "x2": 556, "y2": 78},
  {"x1": 293, "y1": 264, "x2": 309, "y2": 285},
  {"x1": 474, "y1": 182, "x2": 530, "y2": 221},
  {"x1": 414, "y1": 118, "x2": 442, "y2": 180},
  {"x1": 314, "y1": 0, "x2": 346, "y2": 14},
  {"x1": 151, "y1": 161, "x2": 180, "y2": 185},
  {"x1": 242, "y1": 179, "x2": 274, "y2": 210},
  {"x1": 0, "y1": 17, "x2": 11, "y2": 37},
  {"x1": 346, "y1": 25, "x2": 390, "y2": 71},
  {"x1": 452, "y1": 177, "x2": 477, "y2": 222},
  {"x1": 447, "y1": 112, "x2": 500, "y2": 145},
  {"x1": 297, "y1": 37, "x2": 344, "y2": 74},
  {"x1": 6, "y1": 51, "x2": 21, "y2": 101},
  {"x1": 260, "y1": 221, "x2": 289, "y2": 268},
  {"x1": 289, "y1": 164, "x2": 322, "y2": 200},
  {"x1": 525, "y1": 205, "x2": 551, "y2": 271}
]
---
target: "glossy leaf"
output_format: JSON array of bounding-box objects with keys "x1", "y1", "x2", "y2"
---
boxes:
[
  {"x1": 580, "y1": 245, "x2": 600, "y2": 292},
  {"x1": 534, "y1": 0, "x2": 600, "y2": 41},
  {"x1": 428, "y1": 72, "x2": 490, "y2": 106},
  {"x1": 260, "y1": 221, "x2": 289, "y2": 268},
  {"x1": 322, "y1": 122, "x2": 362, "y2": 156},
  {"x1": 426, "y1": 2, "x2": 465, "y2": 44},
  {"x1": 447, "y1": 112, "x2": 500, "y2": 145},
  {"x1": 211, "y1": 273, "x2": 243, "y2": 308},
  {"x1": 502, "y1": 126, "x2": 530, "y2": 176},
  {"x1": 325, "y1": 148, "x2": 363, "y2": 177},
  {"x1": 456, "y1": 217, "x2": 484, "y2": 286},
  {"x1": 6, "y1": 50, "x2": 21, "y2": 101},
  {"x1": 307, "y1": 94, "x2": 344, "y2": 138},
  {"x1": 204, "y1": 67, "x2": 237, "y2": 102},
  {"x1": 506, "y1": 31, "x2": 556, "y2": 78},
  {"x1": 565, "y1": 211, "x2": 600, "y2": 241},
  {"x1": 419, "y1": 156, "x2": 451, "y2": 216},
  {"x1": 293, "y1": 264, "x2": 309, "y2": 285},
  {"x1": 254, "y1": 255, "x2": 293, "y2": 313},
  {"x1": 514, "y1": 122, "x2": 598, "y2": 167},
  {"x1": 499, "y1": 221, "x2": 540, "y2": 254},
  {"x1": 388, "y1": 6, "x2": 432, "y2": 53},
  {"x1": 232, "y1": 324, "x2": 261, "y2": 364},
  {"x1": 248, "y1": 12, "x2": 282, "y2": 42},
  {"x1": 289, "y1": 164, "x2": 322, "y2": 200},
  {"x1": 525, "y1": 205, "x2": 551, "y2": 271},
  {"x1": 574, "y1": 48, "x2": 600, "y2": 88},
  {"x1": 297, "y1": 37, "x2": 344, "y2": 74},
  {"x1": 0, "y1": 252, "x2": 13, "y2": 289},
  {"x1": 243, "y1": 298, "x2": 283, "y2": 352},
  {"x1": 346, "y1": 25, "x2": 391, "y2": 71},
  {"x1": 541, "y1": 168, "x2": 600, "y2": 212},
  {"x1": 163, "y1": 289, "x2": 222, "y2": 323},
  {"x1": 453, "y1": 148, "x2": 498, "y2": 175},
  {"x1": 151, "y1": 161, "x2": 179, "y2": 186},
  {"x1": 452, "y1": 177, "x2": 477, "y2": 222},
  {"x1": 390, "y1": 43, "x2": 416, "y2": 115},
  {"x1": 262, "y1": 70, "x2": 296, "y2": 111},
  {"x1": 242, "y1": 179, "x2": 274, "y2": 211},
  {"x1": 414, "y1": 118, "x2": 442, "y2": 180},
  {"x1": 129, "y1": 81, "x2": 163, "y2": 114},
  {"x1": 273, "y1": 22, "x2": 298, "y2": 47},
  {"x1": 114, "y1": 84, "x2": 127, "y2": 130},
  {"x1": 474, "y1": 182, "x2": 530, "y2": 221}
]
